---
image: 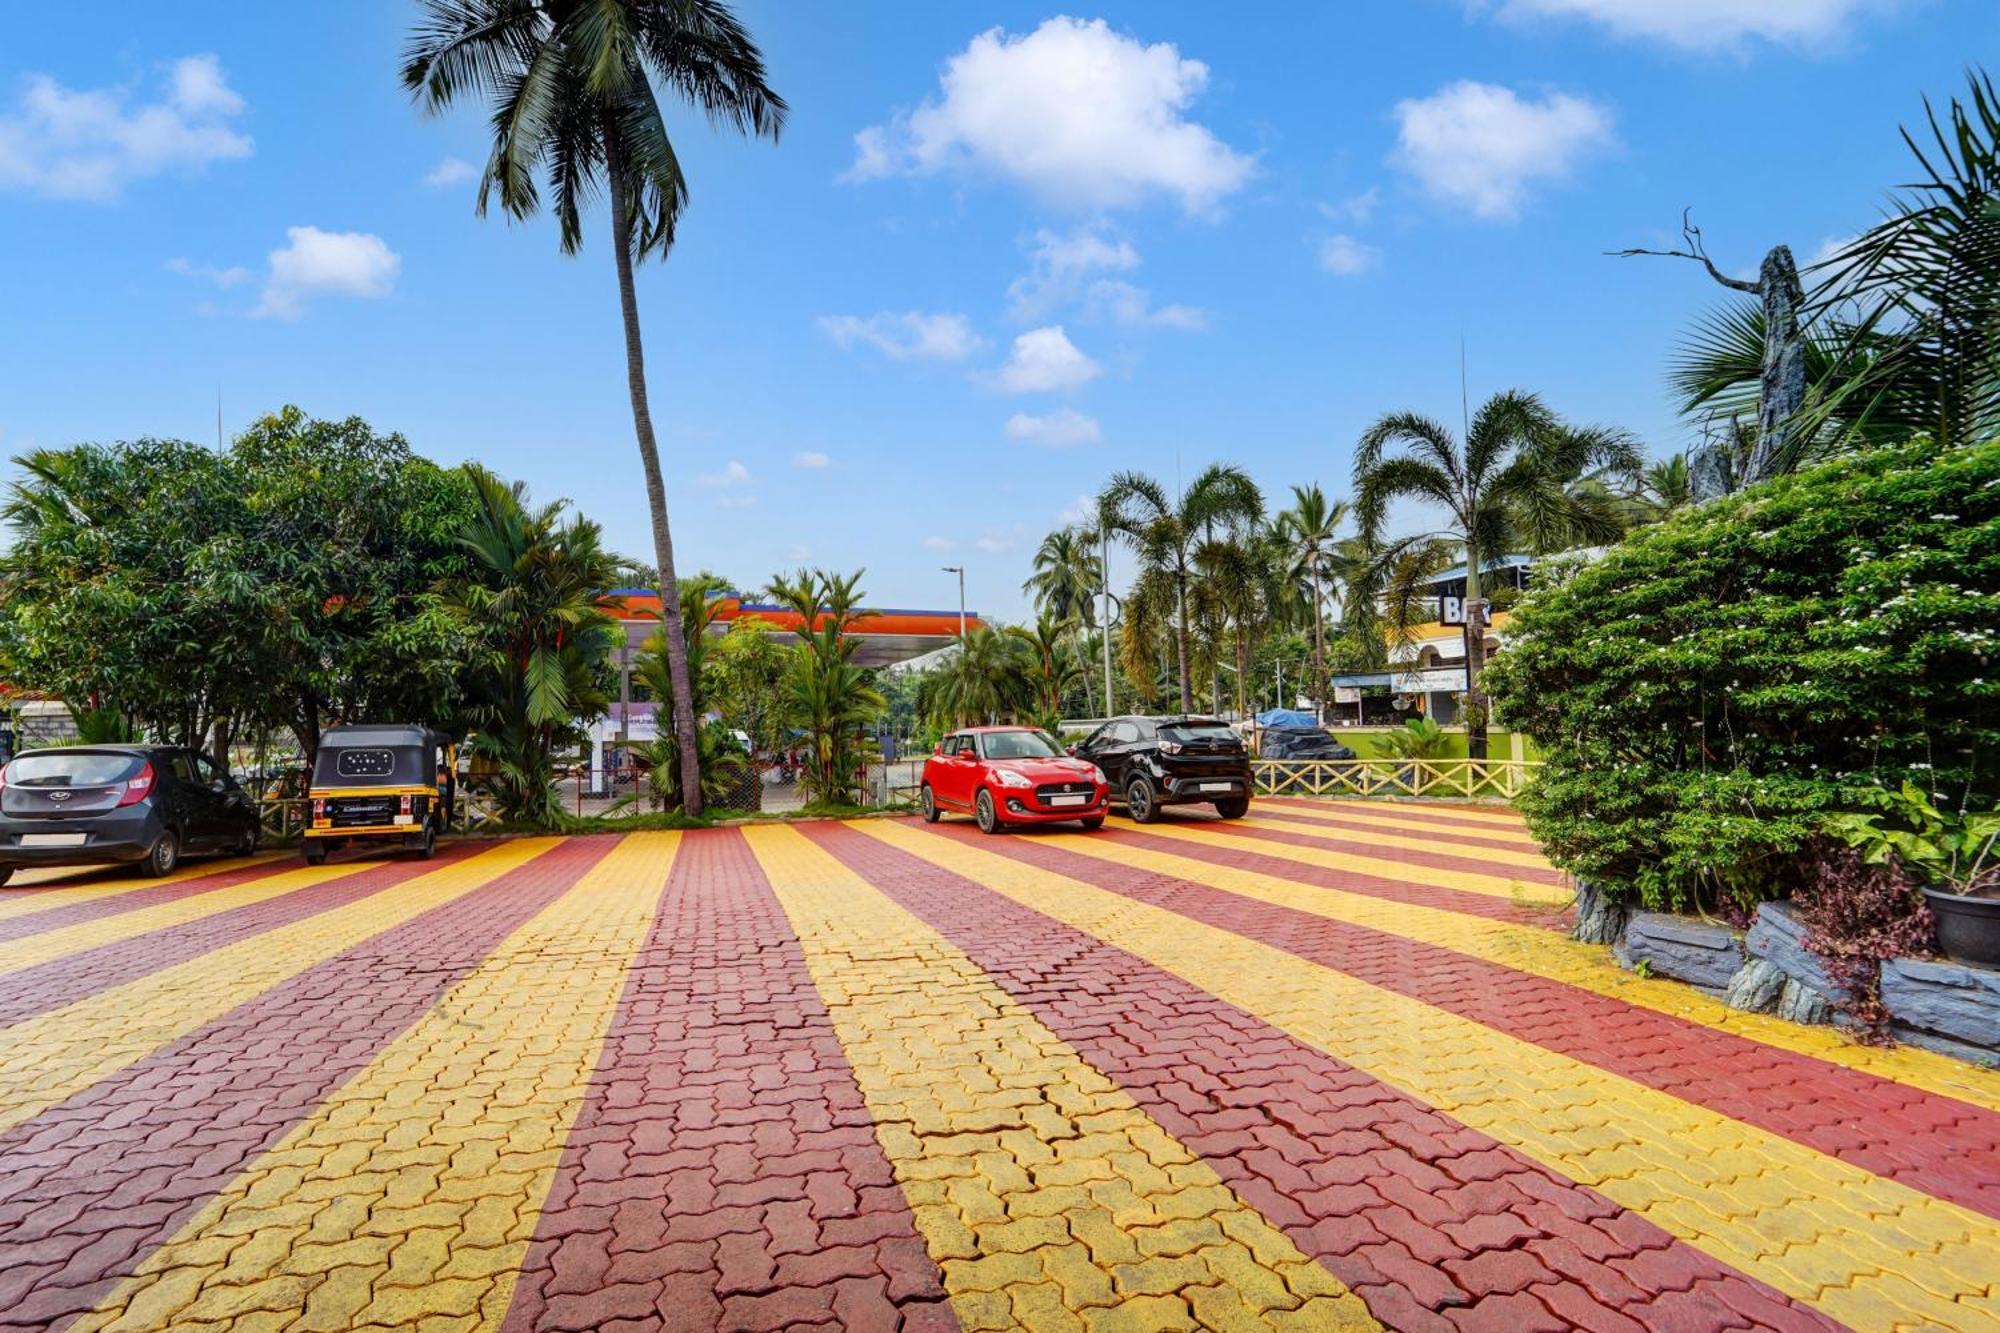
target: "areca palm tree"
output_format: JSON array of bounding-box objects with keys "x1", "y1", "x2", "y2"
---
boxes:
[
  {"x1": 1354, "y1": 391, "x2": 1638, "y2": 759},
  {"x1": 768, "y1": 568, "x2": 882, "y2": 807},
  {"x1": 1022, "y1": 527, "x2": 1100, "y2": 717},
  {"x1": 925, "y1": 627, "x2": 1036, "y2": 727},
  {"x1": 402, "y1": 0, "x2": 786, "y2": 816},
  {"x1": 1100, "y1": 464, "x2": 1262, "y2": 712},
  {"x1": 1007, "y1": 613, "x2": 1081, "y2": 725},
  {"x1": 1275, "y1": 485, "x2": 1354, "y2": 720}
]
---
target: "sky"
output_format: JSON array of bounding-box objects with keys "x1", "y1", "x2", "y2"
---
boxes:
[{"x1": 1, "y1": 1, "x2": 1993, "y2": 621}]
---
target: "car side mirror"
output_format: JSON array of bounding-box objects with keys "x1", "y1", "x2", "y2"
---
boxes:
[
  {"x1": 210, "y1": 778, "x2": 228, "y2": 793},
  {"x1": 933, "y1": 744, "x2": 944, "y2": 756},
  {"x1": 1066, "y1": 743, "x2": 1077, "y2": 756}
]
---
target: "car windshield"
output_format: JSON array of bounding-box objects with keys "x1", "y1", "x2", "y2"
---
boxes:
[
  {"x1": 1163, "y1": 722, "x2": 1239, "y2": 746},
  {"x1": 4, "y1": 751, "x2": 143, "y2": 787},
  {"x1": 979, "y1": 731, "x2": 1063, "y2": 760}
]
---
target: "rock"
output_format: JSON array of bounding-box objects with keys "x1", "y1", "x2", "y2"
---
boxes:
[
  {"x1": 1745, "y1": 901, "x2": 1857, "y2": 1001},
  {"x1": 1621, "y1": 912, "x2": 1744, "y2": 993},
  {"x1": 1776, "y1": 978, "x2": 1834, "y2": 1026},
  {"x1": 1725, "y1": 959, "x2": 1788, "y2": 1013},
  {"x1": 1880, "y1": 957, "x2": 2000, "y2": 1051},
  {"x1": 1572, "y1": 880, "x2": 1629, "y2": 945}
]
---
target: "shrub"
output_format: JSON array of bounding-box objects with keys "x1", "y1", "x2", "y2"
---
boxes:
[
  {"x1": 1485, "y1": 435, "x2": 2000, "y2": 912},
  {"x1": 1793, "y1": 845, "x2": 1935, "y2": 1043}
]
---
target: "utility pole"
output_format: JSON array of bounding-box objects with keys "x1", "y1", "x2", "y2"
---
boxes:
[
  {"x1": 1100, "y1": 525, "x2": 1116, "y2": 718},
  {"x1": 941, "y1": 566, "x2": 965, "y2": 639}
]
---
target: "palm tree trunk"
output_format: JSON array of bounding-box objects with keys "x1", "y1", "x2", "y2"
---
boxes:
[
  {"x1": 1234, "y1": 635, "x2": 1248, "y2": 719},
  {"x1": 1072, "y1": 623, "x2": 1095, "y2": 718},
  {"x1": 605, "y1": 140, "x2": 703, "y2": 816},
  {"x1": 1462, "y1": 556, "x2": 1489, "y2": 761},
  {"x1": 1308, "y1": 563, "x2": 1325, "y2": 722}
]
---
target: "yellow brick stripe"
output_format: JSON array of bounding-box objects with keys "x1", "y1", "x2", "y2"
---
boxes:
[
  {"x1": 1254, "y1": 801, "x2": 1544, "y2": 849},
  {"x1": 0, "y1": 859, "x2": 380, "y2": 976},
  {"x1": 1064, "y1": 822, "x2": 2000, "y2": 1111},
  {"x1": 71, "y1": 831, "x2": 677, "y2": 1333},
  {"x1": 1233, "y1": 808, "x2": 1556, "y2": 872},
  {"x1": 0, "y1": 854, "x2": 278, "y2": 923},
  {"x1": 864, "y1": 821, "x2": 1998, "y2": 1330},
  {"x1": 744, "y1": 824, "x2": 1380, "y2": 1333},
  {"x1": 1113, "y1": 814, "x2": 1571, "y2": 907},
  {"x1": 0, "y1": 837, "x2": 558, "y2": 1137},
  {"x1": 1288, "y1": 798, "x2": 1528, "y2": 828}
]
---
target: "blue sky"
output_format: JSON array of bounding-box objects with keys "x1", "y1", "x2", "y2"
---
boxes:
[{"x1": 1, "y1": 2, "x2": 1991, "y2": 620}]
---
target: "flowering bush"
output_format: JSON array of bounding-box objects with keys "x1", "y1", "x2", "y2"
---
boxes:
[{"x1": 1486, "y1": 435, "x2": 2000, "y2": 911}]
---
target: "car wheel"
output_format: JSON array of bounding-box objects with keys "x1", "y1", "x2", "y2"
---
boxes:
[
  {"x1": 141, "y1": 828, "x2": 181, "y2": 878},
  {"x1": 974, "y1": 789, "x2": 1003, "y2": 835},
  {"x1": 1080, "y1": 816, "x2": 1105, "y2": 831},
  {"x1": 0, "y1": 867, "x2": 12, "y2": 887},
  {"x1": 1126, "y1": 776, "x2": 1160, "y2": 824},
  {"x1": 234, "y1": 822, "x2": 261, "y2": 856},
  {"x1": 920, "y1": 783, "x2": 942, "y2": 824},
  {"x1": 1214, "y1": 797, "x2": 1250, "y2": 820},
  {"x1": 302, "y1": 841, "x2": 328, "y2": 866}
]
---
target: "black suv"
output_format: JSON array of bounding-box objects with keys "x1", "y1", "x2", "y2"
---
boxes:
[
  {"x1": 0, "y1": 745, "x2": 261, "y2": 883},
  {"x1": 1072, "y1": 716, "x2": 1254, "y2": 822}
]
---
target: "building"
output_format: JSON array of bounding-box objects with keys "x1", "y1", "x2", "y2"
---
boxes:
[
  {"x1": 1327, "y1": 556, "x2": 1533, "y2": 726},
  {"x1": 584, "y1": 588, "x2": 978, "y2": 780}
]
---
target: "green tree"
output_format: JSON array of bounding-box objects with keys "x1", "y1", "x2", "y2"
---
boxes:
[
  {"x1": 403, "y1": 0, "x2": 787, "y2": 816},
  {"x1": 1022, "y1": 527, "x2": 1101, "y2": 717},
  {"x1": 1274, "y1": 485, "x2": 1355, "y2": 719},
  {"x1": 1354, "y1": 391, "x2": 1638, "y2": 759},
  {"x1": 1100, "y1": 464, "x2": 1263, "y2": 712},
  {"x1": 767, "y1": 568, "x2": 883, "y2": 807},
  {"x1": 444, "y1": 465, "x2": 620, "y2": 823},
  {"x1": 1007, "y1": 614, "x2": 1080, "y2": 727},
  {"x1": 709, "y1": 615, "x2": 787, "y2": 757},
  {"x1": 924, "y1": 626, "x2": 1036, "y2": 728},
  {"x1": 630, "y1": 574, "x2": 746, "y2": 809}
]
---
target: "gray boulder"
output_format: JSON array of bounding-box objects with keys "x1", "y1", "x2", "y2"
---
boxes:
[
  {"x1": 1621, "y1": 912, "x2": 1745, "y2": 993},
  {"x1": 1880, "y1": 957, "x2": 2000, "y2": 1051}
]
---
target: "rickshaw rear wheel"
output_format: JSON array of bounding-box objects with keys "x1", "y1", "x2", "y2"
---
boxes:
[{"x1": 302, "y1": 841, "x2": 328, "y2": 866}]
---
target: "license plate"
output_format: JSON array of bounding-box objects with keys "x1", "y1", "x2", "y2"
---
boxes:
[
  {"x1": 1047, "y1": 794, "x2": 1088, "y2": 807},
  {"x1": 393, "y1": 815, "x2": 414, "y2": 825},
  {"x1": 1201, "y1": 782, "x2": 1234, "y2": 792},
  {"x1": 21, "y1": 833, "x2": 87, "y2": 848}
]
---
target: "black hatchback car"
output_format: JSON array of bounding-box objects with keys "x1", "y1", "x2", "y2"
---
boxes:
[
  {"x1": 0, "y1": 745, "x2": 260, "y2": 884},
  {"x1": 1071, "y1": 716, "x2": 1255, "y2": 822}
]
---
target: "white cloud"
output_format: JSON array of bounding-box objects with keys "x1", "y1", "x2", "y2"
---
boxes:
[
  {"x1": 0, "y1": 54, "x2": 252, "y2": 201},
  {"x1": 1057, "y1": 493, "x2": 1097, "y2": 526},
  {"x1": 699, "y1": 460, "x2": 752, "y2": 488},
  {"x1": 1391, "y1": 81, "x2": 1614, "y2": 220},
  {"x1": 1005, "y1": 408, "x2": 1103, "y2": 447},
  {"x1": 1319, "y1": 188, "x2": 1381, "y2": 225},
  {"x1": 818, "y1": 311, "x2": 982, "y2": 361},
  {"x1": 1317, "y1": 234, "x2": 1381, "y2": 276},
  {"x1": 792, "y1": 450, "x2": 831, "y2": 469},
  {"x1": 252, "y1": 226, "x2": 401, "y2": 319},
  {"x1": 984, "y1": 326, "x2": 1102, "y2": 394},
  {"x1": 716, "y1": 494, "x2": 758, "y2": 510},
  {"x1": 1478, "y1": 0, "x2": 1887, "y2": 52},
  {"x1": 423, "y1": 155, "x2": 477, "y2": 188},
  {"x1": 843, "y1": 17, "x2": 1253, "y2": 216},
  {"x1": 923, "y1": 535, "x2": 957, "y2": 552},
  {"x1": 974, "y1": 535, "x2": 1014, "y2": 555},
  {"x1": 1007, "y1": 223, "x2": 1205, "y2": 331},
  {"x1": 165, "y1": 255, "x2": 252, "y2": 288},
  {"x1": 1083, "y1": 279, "x2": 1207, "y2": 331}
]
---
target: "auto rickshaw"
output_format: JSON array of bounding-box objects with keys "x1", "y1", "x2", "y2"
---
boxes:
[{"x1": 303, "y1": 725, "x2": 455, "y2": 864}]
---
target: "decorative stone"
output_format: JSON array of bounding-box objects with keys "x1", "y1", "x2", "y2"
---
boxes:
[
  {"x1": 1724, "y1": 959, "x2": 1787, "y2": 1013},
  {"x1": 1880, "y1": 957, "x2": 2000, "y2": 1051},
  {"x1": 1745, "y1": 901, "x2": 1857, "y2": 1001},
  {"x1": 1571, "y1": 880, "x2": 1629, "y2": 945},
  {"x1": 1775, "y1": 978, "x2": 1834, "y2": 1026},
  {"x1": 1620, "y1": 912, "x2": 1744, "y2": 994}
]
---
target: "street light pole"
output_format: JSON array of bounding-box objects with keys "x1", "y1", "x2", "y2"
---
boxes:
[{"x1": 941, "y1": 566, "x2": 965, "y2": 639}]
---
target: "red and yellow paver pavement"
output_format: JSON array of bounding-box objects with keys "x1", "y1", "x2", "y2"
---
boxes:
[{"x1": 0, "y1": 803, "x2": 1993, "y2": 1331}]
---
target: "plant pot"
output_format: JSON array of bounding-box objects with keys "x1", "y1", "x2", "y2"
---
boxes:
[{"x1": 1923, "y1": 888, "x2": 2000, "y2": 969}]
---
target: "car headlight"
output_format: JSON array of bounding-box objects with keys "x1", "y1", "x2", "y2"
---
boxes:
[
  {"x1": 993, "y1": 769, "x2": 1031, "y2": 788},
  {"x1": 1085, "y1": 764, "x2": 1106, "y2": 783}
]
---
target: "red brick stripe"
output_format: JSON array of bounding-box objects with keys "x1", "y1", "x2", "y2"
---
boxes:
[
  {"x1": 1264, "y1": 796, "x2": 1531, "y2": 836},
  {"x1": 1196, "y1": 811, "x2": 1568, "y2": 886},
  {"x1": 0, "y1": 845, "x2": 480, "y2": 1026},
  {"x1": 1250, "y1": 806, "x2": 1548, "y2": 857},
  {"x1": 934, "y1": 821, "x2": 2000, "y2": 1221},
  {"x1": 0, "y1": 837, "x2": 611, "y2": 1333},
  {"x1": 1097, "y1": 823, "x2": 1563, "y2": 927},
  {"x1": 500, "y1": 829, "x2": 956, "y2": 1333},
  {"x1": 807, "y1": 822, "x2": 1831, "y2": 1333},
  {"x1": 0, "y1": 859, "x2": 291, "y2": 946}
]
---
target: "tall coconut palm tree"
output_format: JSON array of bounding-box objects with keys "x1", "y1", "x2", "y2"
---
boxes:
[
  {"x1": 1022, "y1": 527, "x2": 1100, "y2": 717},
  {"x1": 1100, "y1": 464, "x2": 1262, "y2": 712},
  {"x1": 402, "y1": 0, "x2": 786, "y2": 816},
  {"x1": 1354, "y1": 391, "x2": 1638, "y2": 759},
  {"x1": 1275, "y1": 485, "x2": 1353, "y2": 721}
]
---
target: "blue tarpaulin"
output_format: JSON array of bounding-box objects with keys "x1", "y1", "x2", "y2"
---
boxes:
[{"x1": 1255, "y1": 709, "x2": 1319, "y2": 730}]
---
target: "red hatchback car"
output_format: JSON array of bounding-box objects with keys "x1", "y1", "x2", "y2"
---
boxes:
[{"x1": 920, "y1": 726, "x2": 1109, "y2": 833}]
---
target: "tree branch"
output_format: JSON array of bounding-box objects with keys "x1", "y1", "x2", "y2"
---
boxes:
[{"x1": 1607, "y1": 207, "x2": 1759, "y2": 293}]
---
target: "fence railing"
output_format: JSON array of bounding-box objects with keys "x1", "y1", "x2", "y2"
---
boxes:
[{"x1": 1254, "y1": 758, "x2": 1541, "y2": 800}]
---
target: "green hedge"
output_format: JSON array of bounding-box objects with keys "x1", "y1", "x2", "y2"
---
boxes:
[{"x1": 1485, "y1": 436, "x2": 2000, "y2": 911}]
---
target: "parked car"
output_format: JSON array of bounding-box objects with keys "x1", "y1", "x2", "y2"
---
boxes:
[
  {"x1": 921, "y1": 726, "x2": 1109, "y2": 834},
  {"x1": 1259, "y1": 727, "x2": 1356, "y2": 761},
  {"x1": 1072, "y1": 715, "x2": 1255, "y2": 822},
  {"x1": 0, "y1": 744, "x2": 261, "y2": 883}
]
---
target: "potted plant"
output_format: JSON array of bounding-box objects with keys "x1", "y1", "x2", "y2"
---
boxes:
[{"x1": 1828, "y1": 782, "x2": 2000, "y2": 967}]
